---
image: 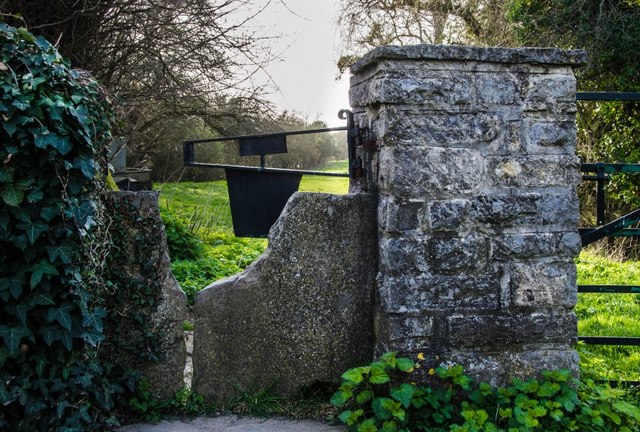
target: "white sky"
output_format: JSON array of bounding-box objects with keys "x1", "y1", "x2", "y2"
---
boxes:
[{"x1": 248, "y1": 0, "x2": 351, "y2": 127}]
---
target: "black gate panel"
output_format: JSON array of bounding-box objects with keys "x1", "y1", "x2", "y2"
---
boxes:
[{"x1": 225, "y1": 168, "x2": 302, "y2": 238}]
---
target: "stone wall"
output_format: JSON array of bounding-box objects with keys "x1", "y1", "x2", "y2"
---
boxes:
[{"x1": 349, "y1": 45, "x2": 586, "y2": 385}]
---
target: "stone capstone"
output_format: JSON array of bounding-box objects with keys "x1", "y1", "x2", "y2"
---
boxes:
[{"x1": 192, "y1": 193, "x2": 377, "y2": 401}]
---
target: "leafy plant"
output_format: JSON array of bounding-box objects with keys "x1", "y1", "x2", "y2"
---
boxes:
[
  {"x1": 0, "y1": 24, "x2": 121, "y2": 430},
  {"x1": 332, "y1": 352, "x2": 640, "y2": 431},
  {"x1": 129, "y1": 380, "x2": 208, "y2": 422}
]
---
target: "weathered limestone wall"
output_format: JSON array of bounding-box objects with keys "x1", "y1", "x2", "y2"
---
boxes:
[
  {"x1": 350, "y1": 45, "x2": 586, "y2": 384},
  {"x1": 193, "y1": 193, "x2": 377, "y2": 400}
]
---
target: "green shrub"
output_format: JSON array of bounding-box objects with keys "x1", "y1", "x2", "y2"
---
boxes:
[
  {"x1": 332, "y1": 352, "x2": 640, "y2": 431},
  {"x1": 0, "y1": 24, "x2": 121, "y2": 430},
  {"x1": 160, "y1": 207, "x2": 206, "y2": 261}
]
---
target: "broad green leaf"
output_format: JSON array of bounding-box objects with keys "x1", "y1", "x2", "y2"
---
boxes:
[
  {"x1": 372, "y1": 397, "x2": 394, "y2": 421},
  {"x1": 357, "y1": 418, "x2": 378, "y2": 432},
  {"x1": 47, "y1": 302, "x2": 75, "y2": 330},
  {"x1": 369, "y1": 365, "x2": 390, "y2": 384},
  {"x1": 396, "y1": 357, "x2": 414, "y2": 372},
  {"x1": 0, "y1": 325, "x2": 31, "y2": 354},
  {"x1": 331, "y1": 390, "x2": 352, "y2": 406},
  {"x1": 382, "y1": 421, "x2": 397, "y2": 432},
  {"x1": 40, "y1": 204, "x2": 61, "y2": 221},
  {"x1": 2, "y1": 183, "x2": 24, "y2": 206},
  {"x1": 29, "y1": 259, "x2": 58, "y2": 288},
  {"x1": 356, "y1": 389, "x2": 373, "y2": 404},
  {"x1": 390, "y1": 383, "x2": 416, "y2": 408},
  {"x1": 342, "y1": 367, "x2": 365, "y2": 383}
]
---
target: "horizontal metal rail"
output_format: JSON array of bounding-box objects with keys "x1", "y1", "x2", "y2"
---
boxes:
[
  {"x1": 185, "y1": 162, "x2": 349, "y2": 177},
  {"x1": 581, "y1": 163, "x2": 640, "y2": 174},
  {"x1": 183, "y1": 126, "x2": 350, "y2": 177},
  {"x1": 579, "y1": 336, "x2": 640, "y2": 346},
  {"x1": 578, "y1": 285, "x2": 640, "y2": 293},
  {"x1": 577, "y1": 92, "x2": 640, "y2": 101},
  {"x1": 183, "y1": 126, "x2": 348, "y2": 145}
]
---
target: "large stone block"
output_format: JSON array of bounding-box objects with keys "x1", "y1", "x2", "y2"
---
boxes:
[
  {"x1": 378, "y1": 273, "x2": 500, "y2": 314},
  {"x1": 378, "y1": 147, "x2": 485, "y2": 198},
  {"x1": 192, "y1": 193, "x2": 377, "y2": 401},
  {"x1": 446, "y1": 311, "x2": 577, "y2": 349},
  {"x1": 487, "y1": 155, "x2": 581, "y2": 188},
  {"x1": 509, "y1": 260, "x2": 578, "y2": 308}
]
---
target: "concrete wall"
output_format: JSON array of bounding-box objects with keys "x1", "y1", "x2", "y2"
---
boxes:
[{"x1": 349, "y1": 44, "x2": 586, "y2": 385}]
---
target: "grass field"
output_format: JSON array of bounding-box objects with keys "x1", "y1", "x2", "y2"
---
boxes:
[
  {"x1": 156, "y1": 161, "x2": 640, "y2": 382},
  {"x1": 155, "y1": 161, "x2": 348, "y2": 301},
  {"x1": 576, "y1": 250, "x2": 640, "y2": 382}
]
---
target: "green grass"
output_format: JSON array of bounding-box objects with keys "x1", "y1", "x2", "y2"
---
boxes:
[
  {"x1": 576, "y1": 249, "x2": 640, "y2": 382},
  {"x1": 155, "y1": 162, "x2": 349, "y2": 302}
]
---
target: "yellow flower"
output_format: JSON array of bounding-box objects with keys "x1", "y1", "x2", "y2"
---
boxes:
[
  {"x1": 407, "y1": 367, "x2": 415, "y2": 373},
  {"x1": 417, "y1": 352, "x2": 425, "y2": 361},
  {"x1": 428, "y1": 368, "x2": 436, "y2": 376}
]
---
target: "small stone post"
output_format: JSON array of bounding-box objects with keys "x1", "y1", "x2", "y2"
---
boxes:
[{"x1": 350, "y1": 45, "x2": 586, "y2": 384}]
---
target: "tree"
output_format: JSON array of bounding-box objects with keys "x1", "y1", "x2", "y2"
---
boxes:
[
  {"x1": 508, "y1": 0, "x2": 640, "y2": 255},
  {"x1": 336, "y1": 0, "x2": 514, "y2": 74},
  {"x1": 1, "y1": 0, "x2": 277, "y2": 170}
]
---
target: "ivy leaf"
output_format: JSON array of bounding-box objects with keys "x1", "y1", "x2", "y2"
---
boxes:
[
  {"x1": 59, "y1": 328, "x2": 73, "y2": 350},
  {"x1": 46, "y1": 244, "x2": 75, "y2": 264},
  {"x1": 0, "y1": 325, "x2": 31, "y2": 354},
  {"x1": 34, "y1": 132, "x2": 73, "y2": 155},
  {"x1": 40, "y1": 325, "x2": 62, "y2": 346},
  {"x1": 47, "y1": 302, "x2": 75, "y2": 330},
  {"x1": 0, "y1": 167, "x2": 13, "y2": 183},
  {"x1": 31, "y1": 291, "x2": 55, "y2": 306},
  {"x1": 40, "y1": 203, "x2": 61, "y2": 222},
  {"x1": 29, "y1": 259, "x2": 59, "y2": 288},
  {"x1": 82, "y1": 307, "x2": 107, "y2": 333},
  {"x1": 16, "y1": 220, "x2": 49, "y2": 244},
  {"x1": 73, "y1": 156, "x2": 95, "y2": 179},
  {"x1": 2, "y1": 183, "x2": 25, "y2": 206},
  {"x1": 26, "y1": 188, "x2": 43, "y2": 203}
]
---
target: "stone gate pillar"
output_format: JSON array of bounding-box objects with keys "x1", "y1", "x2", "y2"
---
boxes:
[{"x1": 350, "y1": 45, "x2": 586, "y2": 384}]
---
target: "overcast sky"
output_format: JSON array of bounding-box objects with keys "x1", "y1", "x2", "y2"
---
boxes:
[{"x1": 248, "y1": 0, "x2": 351, "y2": 127}]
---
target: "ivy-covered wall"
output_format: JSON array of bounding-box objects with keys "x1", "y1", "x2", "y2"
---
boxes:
[{"x1": 0, "y1": 24, "x2": 185, "y2": 430}]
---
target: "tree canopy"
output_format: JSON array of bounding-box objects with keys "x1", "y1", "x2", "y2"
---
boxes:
[{"x1": 1, "y1": 0, "x2": 278, "y2": 168}]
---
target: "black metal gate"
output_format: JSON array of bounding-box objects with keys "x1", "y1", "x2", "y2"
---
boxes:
[
  {"x1": 183, "y1": 110, "x2": 366, "y2": 237},
  {"x1": 576, "y1": 92, "x2": 640, "y2": 384}
]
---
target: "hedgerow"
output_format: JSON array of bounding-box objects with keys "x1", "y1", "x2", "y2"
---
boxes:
[{"x1": 0, "y1": 24, "x2": 122, "y2": 430}]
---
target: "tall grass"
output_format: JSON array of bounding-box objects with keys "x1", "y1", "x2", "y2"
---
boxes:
[{"x1": 155, "y1": 161, "x2": 348, "y2": 302}]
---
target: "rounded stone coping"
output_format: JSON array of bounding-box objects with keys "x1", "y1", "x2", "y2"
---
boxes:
[{"x1": 350, "y1": 44, "x2": 587, "y2": 74}]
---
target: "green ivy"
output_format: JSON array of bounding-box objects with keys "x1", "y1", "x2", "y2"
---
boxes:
[
  {"x1": 332, "y1": 352, "x2": 640, "y2": 432},
  {"x1": 0, "y1": 24, "x2": 121, "y2": 430}
]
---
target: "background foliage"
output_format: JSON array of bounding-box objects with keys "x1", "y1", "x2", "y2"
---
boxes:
[{"x1": 0, "y1": 24, "x2": 122, "y2": 430}]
